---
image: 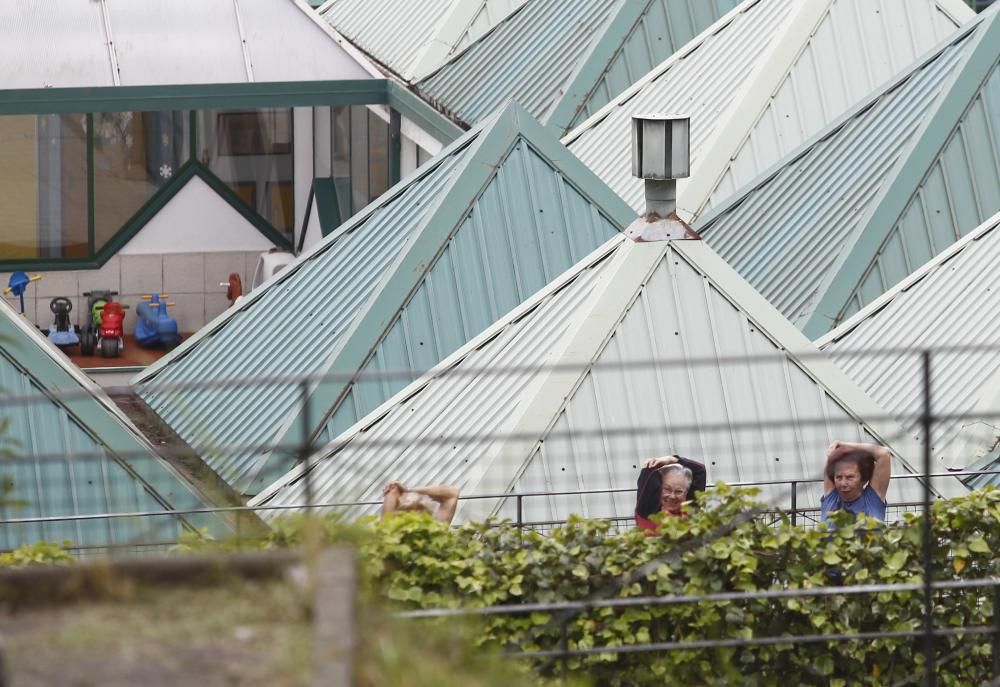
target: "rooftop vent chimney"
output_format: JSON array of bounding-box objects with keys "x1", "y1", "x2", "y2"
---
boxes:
[{"x1": 625, "y1": 114, "x2": 700, "y2": 242}]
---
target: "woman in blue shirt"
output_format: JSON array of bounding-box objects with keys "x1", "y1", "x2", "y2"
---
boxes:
[{"x1": 820, "y1": 440, "x2": 891, "y2": 522}]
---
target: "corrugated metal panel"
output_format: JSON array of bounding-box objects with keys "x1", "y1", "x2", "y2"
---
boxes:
[
  {"x1": 565, "y1": 0, "x2": 795, "y2": 213},
  {"x1": 107, "y1": 0, "x2": 249, "y2": 85},
  {"x1": 254, "y1": 240, "x2": 619, "y2": 519},
  {"x1": 709, "y1": 0, "x2": 965, "y2": 208},
  {"x1": 315, "y1": 140, "x2": 621, "y2": 441},
  {"x1": 819, "y1": 213, "x2": 1000, "y2": 474},
  {"x1": 452, "y1": 0, "x2": 530, "y2": 55},
  {"x1": 237, "y1": 0, "x2": 373, "y2": 82},
  {"x1": 417, "y1": 0, "x2": 621, "y2": 125},
  {"x1": 0, "y1": 301, "x2": 228, "y2": 550},
  {"x1": 697, "y1": 29, "x2": 974, "y2": 329},
  {"x1": 568, "y1": 0, "x2": 742, "y2": 130},
  {"x1": 254, "y1": 239, "x2": 934, "y2": 523},
  {"x1": 320, "y1": 0, "x2": 455, "y2": 79},
  {"x1": 0, "y1": 0, "x2": 113, "y2": 88},
  {"x1": 137, "y1": 142, "x2": 475, "y2": 491},
  {"x1": 836, "y1": 63, "x2": 1000, "y2": 320}
]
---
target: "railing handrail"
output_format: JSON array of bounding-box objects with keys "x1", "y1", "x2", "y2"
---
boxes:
[{"x1": 396, "y1": 577, "x2": 1000, "y2": 618}]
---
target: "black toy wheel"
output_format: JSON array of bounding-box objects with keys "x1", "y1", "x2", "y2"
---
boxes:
[
  {"x1": 80, "y1": 331, "x2": 95, "y2": 355},
  {"x1": 50, "y1": 297, "x2": 72, "y2": 314},
  {"x1": 100, "y1": 337, "x2": 118, "y2": 358}
]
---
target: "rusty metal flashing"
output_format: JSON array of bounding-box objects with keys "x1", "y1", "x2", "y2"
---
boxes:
[{"x1": 624, "y1": 212, "x2": 701, "y2": 242}]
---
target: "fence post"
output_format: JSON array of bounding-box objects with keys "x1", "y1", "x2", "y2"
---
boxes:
[
  {"x1": 560, "y1": 618, "x2": 569, "y2": 685},
  {"x1": 313, "y1": 546, "x2": 357, "y2": 687},
  {"x1": 790, "y1": 482, "x2": 797, "y2": 527},
  {"x1": 301, "y1": 380, "x2": 314, "y2": 516},
  {"x1": 993, "y1": 585, "x2": 1000, "y2": 681},
  {"x1": 921, "y1": 350, "x2": 935, "y2": 687}
]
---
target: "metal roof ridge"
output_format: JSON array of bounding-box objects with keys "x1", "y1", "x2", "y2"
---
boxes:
[
  {"x1": 248, "y1": 105, "x2": 530, "y2": 487},
  {"x1": 132, "y1": 109, "x2": 496, "y2": 387},
  {"x1": 413, "y1": 0, "x2": 535, "y2": 86},
  {"x1": 559, "y1": 0, "x2": 760, "y2": 147},
  {"x1": 248, "y1": 233, "x2": 627, "y2": 505},
  {"x1": 539, "y1": 0, "x2": 641, "y2": 134},
  {"x1": 462, "y1": 240, "x2": 665, "y2": 519},
  {"x1": 676, "y1": 0, "x2": 831, "y2": 221},
  {"x1": 695, "y1": 11, "x2": 989, "y2": 230},
  {"x1": 671, "y1": 240, "x2": 966, "y2": 498},
  {"x1": 815, "y1": 209, "x2": 1000, "y2": 350},
  {"x1": 802, "y1": 4, "x2": 1000, "y2": 337},
  {"x1": 259, "y1": 102, "x2": 636, "y2": 484}
]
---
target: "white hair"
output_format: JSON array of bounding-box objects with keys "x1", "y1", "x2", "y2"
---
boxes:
[{"x1": 660, "y1": 463, "x2": 693, "y2": 488}]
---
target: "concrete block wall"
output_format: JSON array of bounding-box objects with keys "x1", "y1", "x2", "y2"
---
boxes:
[{"x1": 1, "y1": 251, "x2": 265, "y2": 336}]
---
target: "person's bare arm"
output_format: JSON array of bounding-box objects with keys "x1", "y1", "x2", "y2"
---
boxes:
[
  {"x1": 826, "y1": 441, "x2": 891, "y2": 499},
  {"x1": 642, "y1": 455, "x2": 679, "y2": 470},
  {"x1": 823, "y1": 443, "x2": 838, "y2": 495},
  {"x1": 381, "y1": 481, "x2": 404, "y2": 517},
  {"x1": 411, "y1": 485, "x2": 460, "y2": 524}
]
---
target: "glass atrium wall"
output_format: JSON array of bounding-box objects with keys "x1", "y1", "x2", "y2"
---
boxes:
[{"x1": 0, "y1": 104, "x2": 399, "y2": 267}]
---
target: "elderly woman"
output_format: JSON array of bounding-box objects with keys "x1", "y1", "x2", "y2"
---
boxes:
[
  {"x1": 821, "y1": 440, "x2": 891, "y2": 522},
  {"x1": 634, "y1": 455, "x2": 707, "y2": 532},
  {"x1": 381, "y1": 481, "x2": 460, "y2": 524}
]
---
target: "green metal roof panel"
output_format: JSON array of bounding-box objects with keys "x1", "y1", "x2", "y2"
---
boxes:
[
  {"x1": 415, "y1": 0, "x2": 738, "y2": 132},
  {"x1": 0, "y1": 300, "x2": 232, "y2": 551},
  {"x1": 136, "y1": 104, "x2": 634, "y2": 495},
  {"x1": 136, "y1": 136, "x2": 477, "y2": 492},
  {"x1": 417, "y1": 0, "x2": 619, "y2": 126},
  {"x1": 696, "y1": 23, "x2": 980, "y2": 331},
  {"x1": 564, "y1": 0, "x2": 741, "y2": 131},
  {"x1": 831, "y1": 61, "x2": 1000, "y2": 325},
  {"x1": 315, "y1": 139, "x2": 622, "y2": 445}
]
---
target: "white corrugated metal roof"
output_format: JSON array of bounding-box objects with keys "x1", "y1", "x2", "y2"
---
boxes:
[
  {"x1": 318, "y1": 0, "x2": 527, "y2": 81},
  {"x1": 252, "y1": 233, "x2": 965, "y2": 524},
  {"x1": 563, "y1": 0, "x2": 970, "y2": 220},
  {"x1": 694, "y1": 7, "x2": 1000, "y2": 337},
  {"x1": 817, "y1": 211, "x2": 1000, "y2": 471},
  {"x1": 0, "y1": 0, "x2": 372, "y2": 89}
]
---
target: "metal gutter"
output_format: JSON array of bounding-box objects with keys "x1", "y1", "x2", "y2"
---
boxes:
[{"x1": 0, "y1": 79, "x2": 389, "y2": 116}]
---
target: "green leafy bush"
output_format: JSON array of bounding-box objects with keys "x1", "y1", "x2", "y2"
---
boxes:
[
  {"x1": 16, "y1": 486, "x2": 1000, "y2": 685},
  {"x1": 339, "y1": 485, "x2": 999, "y2": 686},
  {"x1": 0, "y1": 540, "x2": 75, "y2": 567}
]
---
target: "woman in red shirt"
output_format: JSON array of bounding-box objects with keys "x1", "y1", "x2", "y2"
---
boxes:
[{"x1": 634, "y1": 455, "x2": 707, "y2": 532}]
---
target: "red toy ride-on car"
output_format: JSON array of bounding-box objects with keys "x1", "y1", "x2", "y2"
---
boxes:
[{"x1": 98, "y1": 301, "x2": 127, "y2": 358}]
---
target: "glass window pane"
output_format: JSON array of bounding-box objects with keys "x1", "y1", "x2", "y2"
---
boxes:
[
  {"x1": 368, "y1": 110, "x2": 389, "y2": 202},
  {"x1": 0, "y1": 114, "x2": 88, "y2": 259},
  {"x1": 349, "y1": 106, "x2": 369, "y2": 214},
  {"x1": 331, "y1": 106, "x2": 351, "y2": 225},
  {"x1": 200, "y1": 108, "x2": 294, "y2": 238},
  {"x1": 93, "y1": 111, "x2": 190, "y2": 251}
]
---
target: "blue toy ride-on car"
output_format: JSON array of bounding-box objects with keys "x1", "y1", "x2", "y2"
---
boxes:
[
  {"x1": 46, "y1": 297, "x2": 80, "y2": 349},
  {"x1": 135, "y1": 293, "x2": 181, "y2": 349}
]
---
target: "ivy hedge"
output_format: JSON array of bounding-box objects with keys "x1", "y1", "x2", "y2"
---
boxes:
[
  {"x1": 14, "y1": 485, "x2": 1000, "y2": 685},
  {"x1": 260, "y1": 485, "x2": 1000, "y2": 687}
]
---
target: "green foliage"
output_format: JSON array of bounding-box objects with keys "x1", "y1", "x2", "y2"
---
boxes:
[
  {"x1": 256, "y1": 485, "x2": 999, "y2": 687},
  {"x1": 0, "y1": 540, "x2": 75, "y2": 567}
]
